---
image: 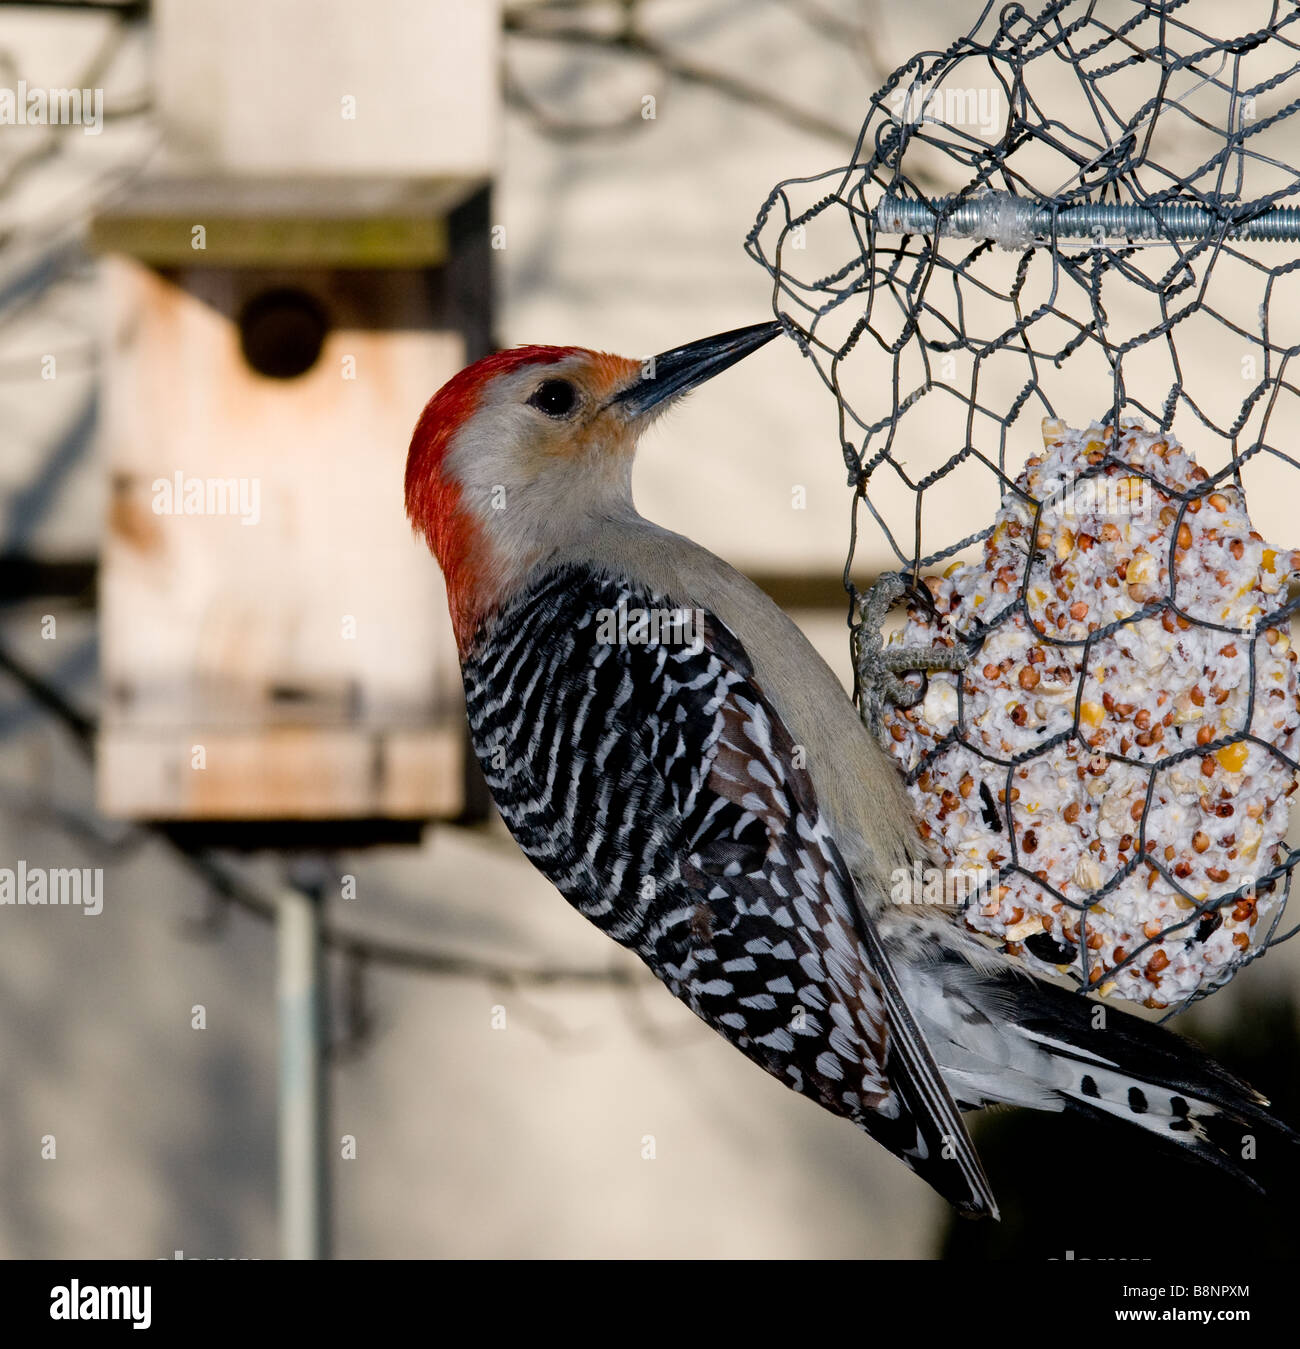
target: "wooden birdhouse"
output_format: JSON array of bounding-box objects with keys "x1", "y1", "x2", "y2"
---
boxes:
[{"x1": 92, "y1": 0, "x2": 500, "y2": 837}]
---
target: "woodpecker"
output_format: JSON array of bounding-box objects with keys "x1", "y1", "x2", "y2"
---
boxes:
[{"x1": 406, "y1": 321, "x2": 1292, "y2": 1218}]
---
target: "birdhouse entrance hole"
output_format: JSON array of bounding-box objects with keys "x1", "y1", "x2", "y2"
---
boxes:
[{"x1": 237, "y1": 286, "x2": 331, "y2": 380}]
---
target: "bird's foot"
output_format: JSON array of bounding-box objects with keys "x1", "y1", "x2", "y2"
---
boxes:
[{"x1": 854, "y1": 571, "x2": 969, "y2": 739}]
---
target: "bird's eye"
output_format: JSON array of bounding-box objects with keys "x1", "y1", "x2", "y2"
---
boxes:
[{"x1": 527, "y1": 378, "x2": 578, "y2": 418}]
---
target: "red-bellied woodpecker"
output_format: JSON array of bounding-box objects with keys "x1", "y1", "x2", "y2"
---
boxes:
[{"x1": 405, "y1": 321, "x2": 1291, "y2": 1218}]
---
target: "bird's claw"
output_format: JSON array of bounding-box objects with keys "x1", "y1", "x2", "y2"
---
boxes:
[{"x1": 854, "y1": 571, "x2": 968, "y2": 739}]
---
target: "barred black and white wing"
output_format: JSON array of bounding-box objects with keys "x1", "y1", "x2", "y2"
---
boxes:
[{"x1": 463, "y1": 564, "x2": 996, "y2": 1215}]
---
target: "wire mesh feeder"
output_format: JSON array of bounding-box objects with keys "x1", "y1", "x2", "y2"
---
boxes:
[{"x1": 746, "y1": 0, "x2": 1300, "y2": 1012}]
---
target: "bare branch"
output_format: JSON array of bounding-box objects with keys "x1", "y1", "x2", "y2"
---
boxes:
[{"x1": 503, "y1": 1, "x2": 859, "y2": 146}]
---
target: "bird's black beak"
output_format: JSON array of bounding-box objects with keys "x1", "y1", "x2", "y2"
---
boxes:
[{"x1": 610, "y1": 320, "x2": 783, "y2": 418}]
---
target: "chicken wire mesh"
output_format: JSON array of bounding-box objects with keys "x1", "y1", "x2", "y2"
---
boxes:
[{"x1": 747, "y1": 0, "x2": 1300, "y2": 1012}]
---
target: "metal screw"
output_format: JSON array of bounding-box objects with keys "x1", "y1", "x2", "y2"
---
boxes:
[{"x1": 873, "y1": 191, "x2": 1300, "y2": 244}]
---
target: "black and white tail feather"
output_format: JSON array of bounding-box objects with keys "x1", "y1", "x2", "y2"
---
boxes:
[
  {"x1": 1009, "y1": 973, "x2": 1292, "y2": 1191},
  {"x1": 889, "y1": 920, "x2": 1297, "y2": 1196}
]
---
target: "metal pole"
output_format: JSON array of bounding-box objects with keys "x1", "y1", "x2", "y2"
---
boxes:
[{"x1": 276, "y1": 872, "x2": 329, "y2": 1259}]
